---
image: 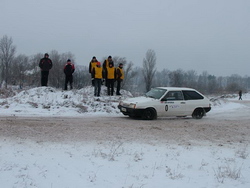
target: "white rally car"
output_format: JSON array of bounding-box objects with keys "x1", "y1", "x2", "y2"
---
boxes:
[{"x1": 118, "y1": 87, "x2": 211, "y2": 120}]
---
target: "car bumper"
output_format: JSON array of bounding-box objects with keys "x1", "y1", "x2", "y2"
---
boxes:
[
  {"x1": 118, "y1": 105, "x2": 144, "y2": 117},
  {"x1": 204, "y1": 107, "x2": 211, "y2": 113}
]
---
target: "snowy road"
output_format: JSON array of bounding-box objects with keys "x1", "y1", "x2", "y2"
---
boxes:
[{"x1": 1, "y1": 109, "x2": 249, "y2": 147}]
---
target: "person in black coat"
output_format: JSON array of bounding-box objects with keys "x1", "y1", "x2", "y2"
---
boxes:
[
  {"x1": 239, "y1": 90, "x2": 242, "y2": 100},
  {"x1": 39, "y1": 53, "x2": 53, "y2": 86},
  {"x1": 64, "y1": 59, "x2": 75, "y2": 90}
]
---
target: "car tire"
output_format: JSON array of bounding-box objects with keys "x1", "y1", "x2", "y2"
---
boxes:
[
  {"x1": 142, "y1": 108, "x2": 156, "y2": 120},
  {"x1": 192, "y1": 108, "x2": 205, "y2": 119}
]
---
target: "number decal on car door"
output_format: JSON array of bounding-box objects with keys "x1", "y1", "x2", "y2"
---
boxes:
[{"x1": 165, "y1": 105, "x2": 168, "y2": 111}]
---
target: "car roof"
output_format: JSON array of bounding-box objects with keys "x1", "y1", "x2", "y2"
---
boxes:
[{"x1": 155, "y1": 87, "x2": 196, "y2": 91}]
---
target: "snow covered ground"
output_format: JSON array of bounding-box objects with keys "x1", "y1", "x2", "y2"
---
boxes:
[
  {"x1": 0, "y1": 86, "x2": 132, "y2": 117},
  {"x1": 0, "y1": 87, "x2": 250, "y2": 188}
]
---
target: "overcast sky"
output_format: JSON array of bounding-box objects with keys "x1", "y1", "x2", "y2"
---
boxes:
[{"x1": 1, "y1": 0, "x2": 250, "y2": 76}]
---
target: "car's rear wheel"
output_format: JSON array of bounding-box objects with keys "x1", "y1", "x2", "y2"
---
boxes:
[
  {"x1": 142, "y1": 108, "x2": 156, "y2": 120},
  {"x1": 192, "y1": 108, "x2": 205, "y2": 119}
]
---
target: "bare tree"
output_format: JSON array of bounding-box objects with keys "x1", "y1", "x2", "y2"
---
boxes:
[
  {"x1": 74, "y1": 65, "x2": 90, "y2": 88},
  {"x1": 112, "y1": 56, "x2": 126, "y2": 67},
  {"x1": 197, "y1": 71, "x2": 209, "y2": 93},
  {"x1": 29, "y1": 53, "x2": 43, "y2": 87},
  {"x1": 122, "y1": 61, "x2": 136, "y2": 90},
  {"x1": 11, "y1": 54, "x2": 29, "y2": 88},
  {"x1": 184, "y1": 70, "x2": 198, "y2": 88},
  {"x1": 154, "y1": 68, "x2": 170, "y2": 87},
  {"x1": 0, "y1": 35, "x2": 16, "y2": 88},
  {"x1": 207, "y1": 74, "x2": 218, "y2": 94},
  {"x1": 142, "y1": 49, "x2": 157, "y2": 92},
  {"x1": 48, "y1": 50, "x2": 75, "y2": 88},
  {"x1": 169, "y1": 69, "x2": 185, "y2": 87}
]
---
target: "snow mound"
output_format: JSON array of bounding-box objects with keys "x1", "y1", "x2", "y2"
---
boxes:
[
  {"x1": 0, "y1": 86, "x2": 133, "y2": 117},
  {"x1": 209, "y1": 93, "x2": 250, "y2": 116}
]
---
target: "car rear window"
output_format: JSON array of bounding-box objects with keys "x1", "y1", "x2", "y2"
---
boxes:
[{"x1": 182, "y1": 90, "x2": 204, "y2": 100}]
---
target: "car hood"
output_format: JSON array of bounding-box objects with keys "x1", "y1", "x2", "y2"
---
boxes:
[{"x1": 123, "y1": 96, "x2": 156, "y2": 104}]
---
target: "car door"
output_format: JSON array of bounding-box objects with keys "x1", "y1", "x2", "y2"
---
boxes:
[
  {"x1": 158, "y1": 91, "x2": 186, "y2": 117},
  {"x1": 182, "y1": 90, "x2": 207, "y2": 115}
]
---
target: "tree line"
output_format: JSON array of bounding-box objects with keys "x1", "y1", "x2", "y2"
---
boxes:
[{"x1": 1, "y1": 35, "x2": 249, "y2": 95}]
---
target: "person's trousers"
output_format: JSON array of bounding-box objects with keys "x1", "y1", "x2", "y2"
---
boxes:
[
  {"x1": 65, "y1": 75, "x2": 73, "y2": 90},
  {"x1": 116, "y1": 80, "x2": 122, "y2": 95},
  {"x1": 94, "y1": 79, "x2": 102, "y2": 96},
  {"x1": 107, "y1": 79, "x2": 115, "y2": 96},
  {"x1": 41, "y1": 71, "x2": 49, "y2": 86}
]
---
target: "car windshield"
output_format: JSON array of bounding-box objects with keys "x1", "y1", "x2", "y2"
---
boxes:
[{"x1": 145, "y1": 88, "x2": 167, "y2": 99}]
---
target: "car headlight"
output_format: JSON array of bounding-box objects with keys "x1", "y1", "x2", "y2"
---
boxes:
[
  {"x1": 120, "y1": 102, "x2": 136, "y2": 109},
  {"x1": 128, "y1": 103, "x2": 136, "y2": 109}
]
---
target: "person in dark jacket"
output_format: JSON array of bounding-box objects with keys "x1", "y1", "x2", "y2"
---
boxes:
[
  {"x1": 116, "y1": 63, "x2": 124, "y2": 95},
  {"x1": 89, "y1": 56, "x2": 97, "y2": 86},
  {"x1": 239, "y1": 90, "x2": 242, "y2": 100},
  {"x1": 39, "y1": 53, "x2": 53, "y2": 86},
  {"x1": 64, "y1": 59, "x2": 75, "y2": 90}
]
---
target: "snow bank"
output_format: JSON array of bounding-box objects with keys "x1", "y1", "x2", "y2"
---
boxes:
[{"x1": 0, "y1": 86, "x2": 132, "y2": 117}]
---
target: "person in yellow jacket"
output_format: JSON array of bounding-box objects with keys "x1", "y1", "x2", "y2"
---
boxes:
[
  {"x1": 89, "y1": 56, "x2": 97, "y2": 86},
  {"x1": 103, "y1": 56, "x2": 113, "y2": 71},
  {"x1": 91, "y1": 62, "x2": 104, "y2": 97},
  {"x1": 105, "y1": 61, "x2": 116, "y2": 96},
  {"x1": 116, "y1": 63, "x2": 124, "y2": 95}
]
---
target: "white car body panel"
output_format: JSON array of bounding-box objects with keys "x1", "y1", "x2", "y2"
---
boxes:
[{"x1": 118, "y1": 87, "x2": 211, "y2": 119}]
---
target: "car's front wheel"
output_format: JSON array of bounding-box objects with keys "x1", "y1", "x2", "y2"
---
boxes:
[
  {"x1": 192, "y1": 108, "x2": 205, "y2": 119},
  {"x1": 142, "y1": 108, "x2": 156, "y2": 120}
]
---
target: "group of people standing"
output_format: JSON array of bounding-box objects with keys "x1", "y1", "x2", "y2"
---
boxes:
[
  {"x1": 39, "y1": 53, "x2": 124, "y2": 96},
  {"x1": 89, "y1": 56, "x2": 124, "y2": 97},
  {"x1": 39, "y1": 53, "x2": 75, "y2": 90}
]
